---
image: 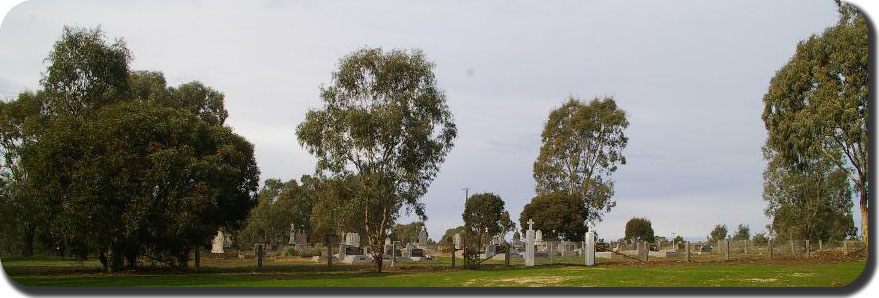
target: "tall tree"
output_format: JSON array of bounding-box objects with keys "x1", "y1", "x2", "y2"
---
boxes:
[
  {"x1": 624, "y1": 217, "x2": 654, "y2": 243},
  {"x1": 0, "y1": 91, "x2": 45, "y2": 256},
  {"x1": 763, "y1": 148, "x2": 856, "y2": 242},
  {"x1": 462, "y1": 193, "x2": 514, "y2": 249},
  {"x1": 732, "y1": 224, "x2": 751, "y2": 241},
  {"x1": 296, "y1": 48, "x2": 457, "y2": 272},
  {"x1": 533, "y1": 97, "x2": 628, "y2": 225},
  {"x1": 25, "y1": 102, "x2": 258, "y2": 270},
  {"x1": 519, "y1": 192, "x2": 588, "y2": 241},
  {"x1": 709, "y1": 224, "x2": 728, "y2": 242},
  {"x1": 19, "y1": 27, "x2": 259, "y2": 271},
  {"x1": 761, "y1": 2, "x2": 868, "y2": 247}
]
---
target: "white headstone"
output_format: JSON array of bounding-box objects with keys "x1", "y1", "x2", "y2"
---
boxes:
[
  {"x1": 345, "y1": 232, "x2": 360, "y2": 247},
  {"x1": 211, "y1": 230, "x2": 225, "y2": 254},
  {"x1": 288, "y1": 223, "x2": 296, "y2": 244},
  {"x1": 525, "y1": 219, "x2": 535, "y2": 267},
  {"x1": 585, "y1": 231, "x2": 596, "y2": 266}
]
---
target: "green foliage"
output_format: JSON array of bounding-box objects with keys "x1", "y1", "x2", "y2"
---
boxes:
[
  {"x1": 533, "y1": 97, "x2": 628, "y2": 225},
  {"x1": 709, "y1": 225, "x2": 728, "y2": 242},
  {"x1": 761, "y1": 2, "x2": 868, "y2": 245},
  {"x1": 390, "y1": 221, "x2": 426, "y2": 244},
  {"x1": 439, "y1": 226, "x2": 464, "y2": 247},
  {"x1": 732, "y1": 224, "x2": 751, "y2": 241},
  {"x1": 42, "y1": 26, "x2": 131, "y2": 116},
  {"x1": 752, "y1": 233, "x2": 768, "y2": 245},
  {"x1": 236, "y1": 176, "x2": 319, "y2": 249},
  {"x1": 296, "y1": 47, "x2": 457, "y2": 272},
  {"x1": 624, "y1": 218, "x2": 654, "y2": 243},
  {"x1": 309, "y1": 175, "x2": 365, "y2": 240},
  {"x1": 13, "y1": 26, "x2": 259, "y2": 271},
  {"x1": 462, "y1": 193, "x2": 514, "y2": 248},
  {"x1": 763, "y1": 149, "x2": 856, "y2": 242},
  {"x1": 0, "y1": 91, "x2": 46, "y2": 256},
  {"x1": 24, "y1": 102, "x2": 259, "y2": 269},
  {"x1": 519, "y1": 192, "x2": 588, "y2": 241}
]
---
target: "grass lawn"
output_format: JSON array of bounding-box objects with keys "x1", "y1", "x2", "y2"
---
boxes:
[{"x1": 1, "y1": 256, "x2": 867, "y2": 287}]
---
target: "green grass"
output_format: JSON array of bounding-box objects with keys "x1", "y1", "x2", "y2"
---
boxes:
[{"x1": 1, "y1": 256, "x2": 867, "y2": 287}]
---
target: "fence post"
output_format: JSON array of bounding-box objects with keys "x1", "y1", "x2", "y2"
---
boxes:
[
  {"x1": 819, "y1": 239, "x2": 823, "y2": 251},
  {"x1": 768, "y1": 240, "x2": 773, "y2": 261},
  {"x1": 685, "y1": 241, "x2": 691, "y2": 262},
  {"x1": 644, "y1": 241, "x2": 649, "y2": 262},
  {"x1": 505, "y1": 244, "x2": 510, "y2": 267},
  {"x1": 743, "y1": 240, "x2": 748, "y2": 254},
  {"x1": 790, "y1": 240, "x2": 795, "y2": 255},
  {"x1": 844, "y1": 240, "x2": 849, "y2": 256},
  {"x1": 724, "y1": 240, "x2": 730, "y2": 260},
  {"x1": 391, "y1": 241, "x2": 397, "y2": 268}
]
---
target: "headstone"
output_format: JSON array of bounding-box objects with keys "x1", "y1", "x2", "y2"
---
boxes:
[
  {"x1": 685, "y1": 241, "x2": 691, "y2": 262},
  {"x1": 345, "y1": 232, "x2": 360, "y2": 247},
  {"x1": 288, "y1": 223, "x2": 297, "y2": 244},
  {"x1": 453, "y1": 233, "x2": 462, "y2": 250},
  {"x1": 294, "y1": 231, "x2": 308, "y2": 248},
  {"x1": 525, "y1": 219, "x2": 535, "y2": 267},
  {"x1": 211, "y1": 230, "x2": 225, "y2": 254},
  {"x1": 535, "y1": 230, "x2": 544, "y2": 245},
  {"x1": 585, "y1": 231, "x2": 596, "y2": 266}
]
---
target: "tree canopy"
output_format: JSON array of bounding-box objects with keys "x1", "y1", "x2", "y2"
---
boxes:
[
  {"x1": 761, "y1": 1, "x2": 868, "y2": 247},
  {"x1": 296, "y1": 48, "x2": 457, "y2": 272},
  {"x1": 533, "y1": 97, "x2": 628, "y2": 225},
  {"x1": 709, "y1": 224, "x2": 728, "y2": 242},
  {"x1": 732, "y1": 224, "x2": 751, "y2": 241},
  {"x1": 519, "y1": 192, "x2": 588, "y2": 241},
  {"x1": 624, "y1": 217, "x2": 654, "y2": 243},
  {"x1": 7, "y1": 26, "x2": 259, "y2": 271},
  {"x1": 763, "y1": 148, "x2": 856, "y2": 242}
]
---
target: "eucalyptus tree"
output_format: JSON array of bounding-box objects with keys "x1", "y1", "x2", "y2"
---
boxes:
[
  {"x1": 519, "y1": 192, "x2": 588, "y2": 241},
  {"x1": 25, "y1": 102, "x2": 259, "y2": 271},
  {"x1": 624, "y1": 217, "x2": 654, "y2": 243},
  {"x1": 761, "y1": 1, "x2": 868, "y2": 246},
  {"x1": 296, "y1": 48, "x2": 457, "y2": 272},
  {"x1": 533, "y1": 97, "x2": 628, "y2": 225},
  {"x1": 763, "y1": 148, "x2": 856, "y2": 242},
  {"x1": 0, "y1": 91, "x2": 44, "y2": 256},
  {"x1": 20, "y1": 26, "x2": 259, "y2": 271},
  {"x1": 462, "y1": 193, "x2": 515, "y2": 249}
]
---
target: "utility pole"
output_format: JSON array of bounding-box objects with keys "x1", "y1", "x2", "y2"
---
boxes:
[{"x1": 462, "y1": 187, "x2": 470, "y2": 201}]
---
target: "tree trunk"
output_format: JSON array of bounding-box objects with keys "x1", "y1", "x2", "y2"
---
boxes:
[
  {"x1": 860, "y1": 196, "x2": 868, "y2": 249},
  {"x1": 21, "y1": 225, "x2": 35, "y2": 256},
  {"x1": 99, "y1": 250, "x2": 109, "y2": 272}
]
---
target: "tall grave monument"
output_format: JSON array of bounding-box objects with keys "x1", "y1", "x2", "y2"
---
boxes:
[{"x1": 525, "y1": 219, "x2": 535, "y2": 267}]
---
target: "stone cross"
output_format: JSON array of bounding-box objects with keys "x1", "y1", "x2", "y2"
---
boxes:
[{"x1": 525, "y1": 219, "x2": 535, "y2": 267}]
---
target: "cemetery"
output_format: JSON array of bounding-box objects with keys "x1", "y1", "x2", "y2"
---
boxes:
[{"x1": 0, "y1": 0, "x2": 871, "y2": 290}]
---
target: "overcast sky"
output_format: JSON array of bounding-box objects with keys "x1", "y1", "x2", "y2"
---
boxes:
[{"x1": 0, "y1": 0, "x2": 857, "y2": 241}]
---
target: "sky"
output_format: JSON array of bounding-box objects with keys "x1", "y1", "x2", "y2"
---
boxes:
[{"x1": 0, "y1": 0, "x2": 857, "y2": 241}]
